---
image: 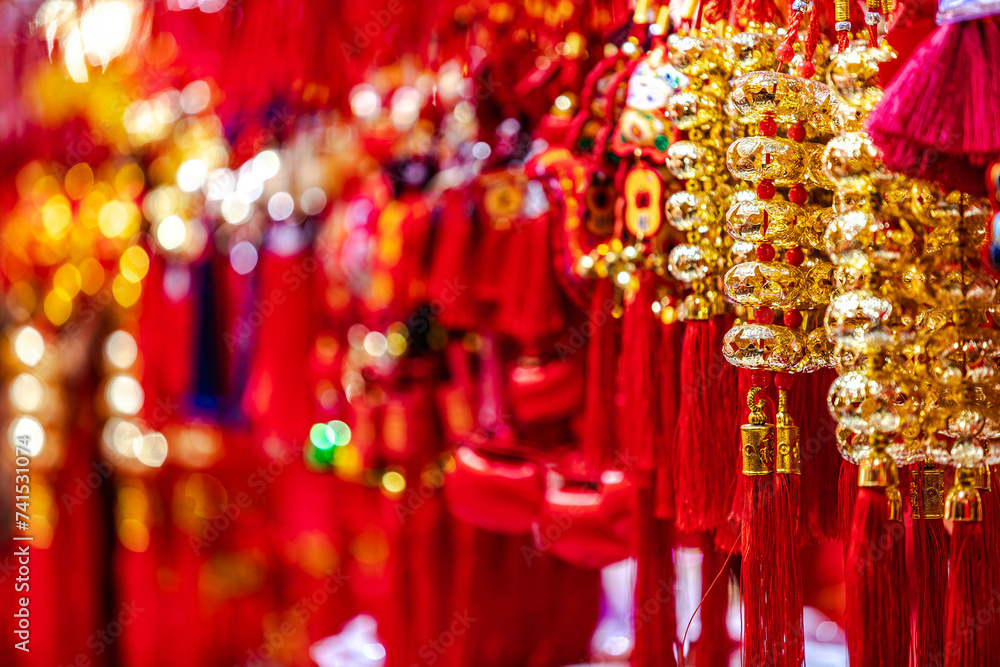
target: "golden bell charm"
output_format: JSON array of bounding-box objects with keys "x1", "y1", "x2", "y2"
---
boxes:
[
  {"x1": 774, "y1": 388, "x2": 801, "y2": 475},
  {"x1": 742, "y1": 386, "x2": 775, "y2": 475},
  {"x1": 945, "y1": 467, "x2": 984, "y2": 522},
  {"x1": 857, "y1": 436, "x2": 899, "y2": 488}
]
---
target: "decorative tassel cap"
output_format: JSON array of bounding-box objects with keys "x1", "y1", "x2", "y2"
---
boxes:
[
  {"x1": 741, "y1": 386, "x2": 774, "y2": 475},
  {"x1": 857, "y1": 440, "x2": 898, "y2": 489},
  {"x1": 909, "y1": 465, "x2": 945, "y2": 520},
  {"x1": 945, "y1": 467, "x2": 984, "y2": 522}
]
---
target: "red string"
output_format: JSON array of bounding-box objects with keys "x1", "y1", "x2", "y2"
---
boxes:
[{"x1": 678, "y1": 533, "x2": 740, "y2": 666}]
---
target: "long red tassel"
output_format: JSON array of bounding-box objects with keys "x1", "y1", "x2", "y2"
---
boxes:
[
  {"x1": 676, "y1": 317, "x2": 740, "y2": 534},
  {"x1": 846, "y1": 488, "x2": 910, "y2": 667},
  {"x1": 839, "y1": 459, "x2": 859, "y2": 546},
  {"x1": 633, "y1": 473, "x2": 678, "y2": 667},
  {"x1": 741, "y1": 474, "x2": 803, "y2": 667},
  {"x1": 739, "y1": 374, "x2": 803, "y2": 667},
  {"x1": 907, "y1": 466, "x2": 948, "y2": 667},
  {"x1": 796, "y1": 369, "x2": 841, "y2": 543},
  {"x1": 496, "y1": 212, "x2": 568, "y2": 345},
  {"x1": 583, "y1": 278, "x2": 620, "y2": 470},
  {"x1": 695, "y1": 532, "x2": 733, "y2": 667},
  {"x1": 428, "y1": 191, "x2": 478, "y2": 332},
  {"x1": 655, "y1": 317, "x2": 683, "y2": 520},
  {"x1": 945, "y1": 521, "x2": 992, "y2": 667},
  {"x1": 984, "y1": 470, "x2": 1000, "y2": 661},
  {"x1": 619, "y1": 273, "x2": 661, "y2": 471},
  {"x1": 943, "y1": 470, "x2": 1000, "y2": 667}
]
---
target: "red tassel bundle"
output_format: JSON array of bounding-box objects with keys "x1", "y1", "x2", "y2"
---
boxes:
[
  {"x1": 675, "y1": 317, "x2": 740, "y2": 534},
  {"x1": 582, "y1": 278, "x2": 620, "y2": 470},
  {"x1": 867, "y1": 19, "x2": 1000, "y2": 195},
  {"x1": 694, "y1": 533, "x2": 733, "y2": 667},
  {"x1": 655, "y1": 317, "x2": 683, "y2": 520},
  {"x1": 907, "y1": 465, "x2": 948, "y2": 667},
  {"x1": 632, "y1": 474, "x2": 677, "y2": 667},
  {"x1": 942, "y1": 467, "x2": 1000, "y2": 667},
  {"x1": 794, "y1": 369, "x2": 841, "y2": 543},
  {"x1": 738, "y1": 376, "x2": 803, "y2": 667},
  {"x1": 741, "y1": 474, "x2": 803, "y2": 667},
  {"x1": 496, "y1": 211, "x2": 569, "y2": 345},
  {"x1": 945, "y1": 521, "x2": 993, "y2": 667},
  {"x1": 845, "y1": 487, "x2": 910, "y2": 666},
  {"x1": 618, "y1": 272, "x2": 661, "y2": 471}
]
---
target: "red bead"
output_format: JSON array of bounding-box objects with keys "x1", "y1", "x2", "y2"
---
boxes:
[
  {"x1": 755, "y1": 306, "x2": 775, "y2": 325},
  {"x1": 756, "y1": 180, "x2": 776, "y2": 199},
  {"x1": 788, "y1": 184, "x2": 808, "y2": 204},
  {"x1": 758, "y1": 117, "x2": 778, "y2": 137},
  {"x1": 798, "y1": 61, "x2": 815, "y2": 78},
  {"x1": 783, "y1": 309, "x2": 803, "y2": 328},
  {"x1": 776, "y1": 42, "x2": 795, "y2": 63},
  {"x1": 785, "y1": 246, "x2": 804, "y2": 265},
  {"x1": 774, "y1": 372, "x2": 793, "y2": 391},
  {"x1": 752, "y1": 370, "x2": 771, "y2": 388},
  {"x1": 787, "y1": 123, "x2": 806, "y2": 143},
  {"x1": 756, "y1": 243, "x2": 776, "y2": 261}
]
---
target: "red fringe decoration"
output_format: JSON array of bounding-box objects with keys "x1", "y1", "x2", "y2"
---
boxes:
[
  {"x1": 984, "y1": 471, "x2": 1000, "y2": 661},
  {"x1": 633, "y1": 474, "x2": 678, "y2": 667},
  {"x1": 654, "y1": 317, "x2": 684, "y2": 520},
  {"x1": 907, "y1": 467, "x2": 948, "y2": 667},
  {"x1": 741, "y1": 474, "x2": 804, "y2": 667},
  {"x1": 428, "y1": 192, "x2": 478, "y2": 332},
  {"x1": 696, "y1": 532, "x2": 733, "y2": 667},
  {"x1": 845, "y1": 488, "x2": 910, "y2": 667},
  {"x1": 867, "y1": 20, "x2": 1000, "y2": 195},
  {"x1": 839, "y1": 460, "x2": 859, "y2": 546},
  {"x1": 496, "y1": 212, "x2": 568, "y2": 345},
  {"x1": 582, "y1": 279, "x2": 620, "y2": 470},
  {"x1": 675, "y1": 317, "x2": 741, "y2": 534},
  {"x1": 944, "y1": 520, "x2": 994, "y2": 667},
  {"x1": 795, "y1": 369, "x2": 841, "y2": 543},
  {"x1": 619, "y1": 273, "x2": 662, "y2": 471}
]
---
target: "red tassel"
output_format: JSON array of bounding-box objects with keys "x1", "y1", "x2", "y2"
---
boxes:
[
  {"x1": 867, "y1": 20, "x2": 1000, "y2": 195},
  {"x1": 495, "y1": 212, "x2": 568, "y2": 345},
  {"x1": 795, "y1": 369, "x2": 841, "y2": 543},
  {"x1": 944, "y1": 520, "x2": 994, "y2": 667},
  {"x1": 908, "y1": 467, "x2": 948, "y2": 667},
  {"x1": 694, "y1": 532, "x2": 733, "y2": 667},
  {"x1": 619, "y1": 273, "x2": 661, "y2": 471},
  {"x1": 845, "y1": 488, "x2": 910, "y2": 666},
  {"x1": 633, "y1": 474, "x2": 678, "y2": 667},
  {"x1": 675, "y1": 317, "x2": 741, "y2": 534},
  {"x1": 582, "y1": 278, "x2": 620, "y2": 470},
  {"x1": 654, "y1": 317, "x2": 683, "y2": 520},
  {"x1": 839, "y1": 459, "x2": 859, "y2": 546},
  {"x1": 428, "y1": 191, "x2": 478, "y2": 332},
  {"x1": 741, "y1": 474, "x2": 804, "y2": 667},
  {"x1": 984, "y1": 471, "x2": 1000, "y2": 660}
]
